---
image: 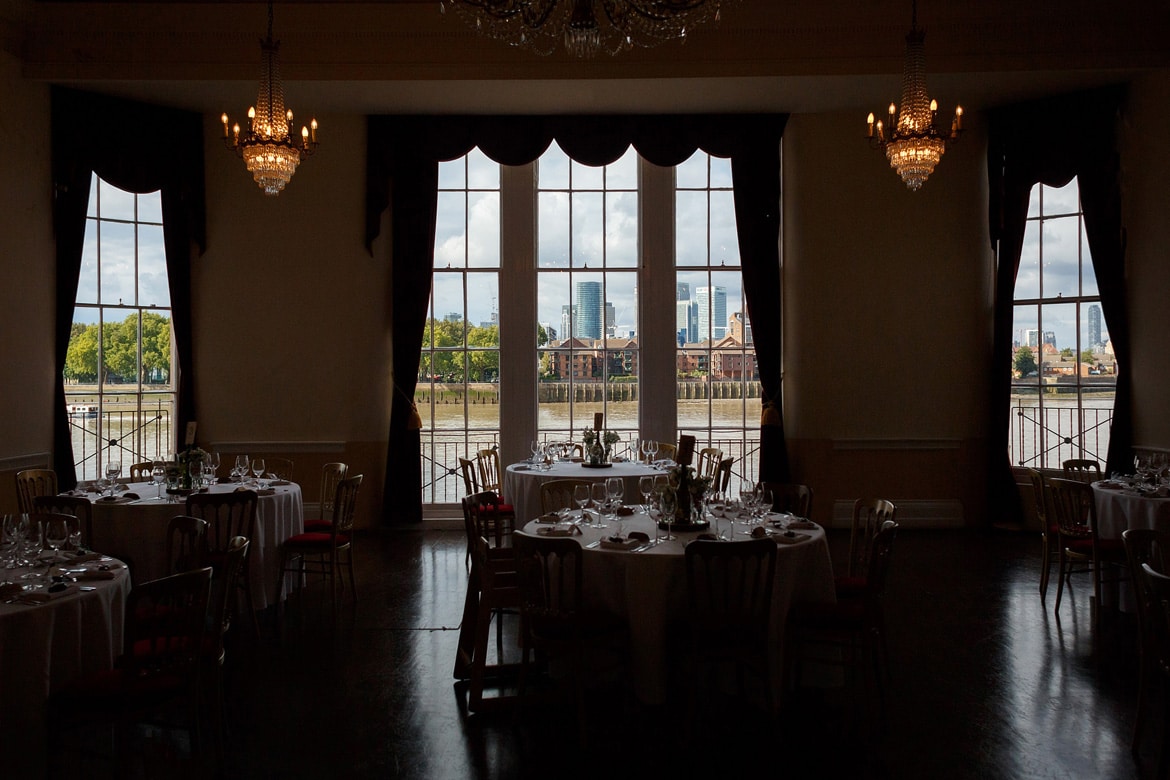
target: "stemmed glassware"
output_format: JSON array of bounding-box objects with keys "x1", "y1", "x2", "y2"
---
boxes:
[
  {"x1": 104, "y1": 459, "x2": 122, "y2": 497},
  {"x1": 206, "y1": 451, "x2": 221, "y2": 484},
  {"x1": 658, "y1": 488, "x2": 677, "y2": 541},
  {"x1": 234, "y1": 455, "x2": 250, "y2": 483},
  {"x1": 573, "y1": 483, "x2": 590, "y2": 522},
  {"x1": 151, "y1": 459, "x2": 166, "y2": 500},
  {"x1": 590, "y1": 482, "x2": 608, "y2": 529},
  {"x1": 530, "y1": 440, "x2": 541, "y2": 464},
  {"x1": 709, "y1": 492, "x2": 728, "y2": 540},
  {"x1": 639, "y1": 475, "x2": 655, "y2": 513},
  {"x1": 3, "y1": 514, "x2": 28, "y2": 569},
  {"x1": 252, "y1": 458, "x2": 266, "y2": 488},
  {"x1": 606, "y1": 477, "x2": 624, "y2": 535},
  {"x1": 44, "y1": 517, "x2": 69, "y2": 562},
  {"x1": 189, "y1": 458, "x2": 204, "y2": 489}
]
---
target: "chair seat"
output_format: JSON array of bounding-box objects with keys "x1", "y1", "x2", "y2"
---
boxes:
[
  {"x1": 1064, "y1": 536, "x2": 1125, "y2": 555},
  {"x1": 283, "y1": 531, "x2": 351, "y2": 549},
  {"x1": 303, "y1": 518, "x2": 333, "y2": 532}
]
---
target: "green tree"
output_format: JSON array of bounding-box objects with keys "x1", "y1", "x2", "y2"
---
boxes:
[
  {"x1": 466, "y1": 324, "x2": 500, "y2": 381},
  {"x1": 102, "y1": 315, "x2": 139, "y2": 382},
  {"x1": 1060, "y1": 347, "x2": 1074, "y2": 360},
  {"x1": 537, "y1": 323, "x2": 549, "y2": 348},
  {"x1": 1014, "y1": 346, "x2": 1038, "y2": 377},
  {"x1": 64, "y1": 323, "x2": 99, "y2": 382},
  {"x1": 1081, "y1": 349, "x2": 1097, "y2": 366},
  {"x1": 141, "y1": 312, "x2": 172, "y2": 383}
]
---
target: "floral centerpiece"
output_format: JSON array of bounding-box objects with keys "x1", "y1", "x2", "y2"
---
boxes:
[
  {"x1": 176, "y1": 446, "x2": 207, "y2": 489},
  {"x1": 661, "y1": 462, "x2": 712, "y2": 525},
  {"x1": 582, "y1": 427, "x2": 620, "y2": 466}
]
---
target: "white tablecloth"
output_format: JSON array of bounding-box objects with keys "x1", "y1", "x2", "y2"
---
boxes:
[
  {"x1": 0, "y1": 557, "x2": 131, "y2": 777},
  {"x1": 1092, "y1": 481, "x2": 1170, "y2": 539},
  {"x1": 520, "y1": 511, "x2": 836, "y2": 706},
  {"x1": 504, "y1": 460, "x2": 662, "y2": 525},
  {"x1": 85, "y1": 481, "x2": 304, "y2": 609}
]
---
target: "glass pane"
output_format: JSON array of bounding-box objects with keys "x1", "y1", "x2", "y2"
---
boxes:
[
  {"x1": 1011, "y1": 305, "x2": 1041, "y2": 387},
  {"x1": 1042, "y1": 215, "x2": 1080, "y2": 298},
  {"x1": 1026, "y1": 183, "x2": 1040, "y2": 219},
  {"x1": 140, "y1": 311, "x2": 172, "y2": 384},
  {"x1": 538, "y1": 143, "x2": 570, "y2": 190},
  {"x1": 1084, "y1": 302, "x2": 1108, "y2": 351},
  {"x1": 65, "y1": 309, "x2": 100, "y2": 383},
  {"x1": 537, "y1": 272, "x2": 570, "y2": 344},
  {"x1": 102, "y1": 308, "x2": 139, "y2": 388},
  {"x1": 571, "y1": 160, "x2": 604, "y2": 190},
  {"x1": 711, "y1": 270, "x2": 741, "y2": 340},
  {"x1": 99, "y1": 221, "x2": 136, "y2": 306},
  {"x1": 605, "y1": 191, "x2": 638, "y2": 268},
  {"x1": 431, "y1": 272, "x2": 466, "y2": 340},
  {"x1": 1043, "y1": 181, "x2": 1079, "y2": 216},
  {"x1": 467, "y1": 191, "x2": 500, "y2": 268},
  {"x1": 137, "y1": 191, "x2": 163, "y2": 224},
  {"x1": 98, "y1": 179, "x2": 135, "y2": 221},
  {"x1": 676, "y1": 191, "x2": 708, "y2": 267},
  {"x1": 466, "y1": 148, "x2": 499, "y2": 189},
  {"x1": 85, "y1": 175, "x2": 99, "y2": 219},
  {"x1": 1080, "y1": 226, "x2": 1099, "y2": 297},
  {"x1": 465, "y1": 272, "x2": 498, "y2": 330},
  {"x1": 676, "y1": 151, "x2": 708, "y2": 189},
  {"x1": 1040, "y1": 301, "x2": 1078, "y2": 357},
  {"x1": 606, "y1": 148, "x2": 638, "y2": 190},
  {"x1": 137, "y1": 224, "x2": 170, "y2": 308},
  {"x1": 709, "y1": 156, "x2": 733, "y2": 189},
  {"x1": 696, "y1": 282, "x2": 729, "y2": 342},
  {"x1": 604, "y1": 272, "x2": 638, "y2": 341},
  {"x1": 1016, "y1": 221, "x2": 1040, "y2": 300},
  {"x1": 537, "y1": 192, "x2": 569, "y2": 268},
  {"x1": 434, "y1": 191, "x2": 467, "y2": 268},
  {"x1": 78, "y1": 226, "x2": 98, "y2": 304},
  {"x1": 438, "y1": 157, "x2": 466, "y2": 190},
  {"x1": 571, "y1": 272, "x2": 604, "y2": 340},
  {"x1": 709, "y1": 190, "x2": 739, "y2": 267},
  {"x1": 571, "y1": 191, "x2": 603, "y2": 268}
]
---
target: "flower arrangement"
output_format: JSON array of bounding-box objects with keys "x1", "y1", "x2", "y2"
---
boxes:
[
  {"x1": 582, "y1": 427, "x2": 620, "y2": 465},
  {"x1": 176, "y1": 447, "x2": 207, "y2": 489},
  {"x1": 663, "y1": 463, "x2": 712, "y2": 523}
]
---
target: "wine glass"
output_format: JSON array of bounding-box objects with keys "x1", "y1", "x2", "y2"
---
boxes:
[
  {"x1": 646, "y1": 440, "x2": 659, "y2": 464},
  {"x1": 709, "y1": 491, "x2": 728, "y2": 540},
  {"x1": 3, "y1": 514, "x2": 27, "y2": 569},
  {"x1": 590, "y1": 482, "x2": 608, "y2": 529},
  {"x1": 189, "y1": 458, "x2": 204, "y2": 489},
  {"x1": 252, "y1": 458, "x2": 266, "y2": 487},
  {"x1": 573, "y1": 483, "x2": 590, "y2": 521},
  {"x1": 206, "y1": 451, "x2": 221, "y2": 484},
  {"x1": 151, "y1": 459, "x2": 166, "y2": 500},
  {"x1": 44, "y1": 516, "x2": 69, "y2": 562},
  {"x1": 234, "y1": 455, "x2": 250, "y2": 483},
  {"x1": 639, "y1": 475, "x2": 655, "y2": 513},
  {"x1": 104, "y1": 459, "x2": 122, "y2": 496},
  {"x1": 530, "y1": 440, "x2": 541, "y2": 464},
  {"x1": 658, "y1": 488, "x2": 677, "y2": 541},
  {"x1": 606, "y1": 477, "x2": 624, "y2": 534}
]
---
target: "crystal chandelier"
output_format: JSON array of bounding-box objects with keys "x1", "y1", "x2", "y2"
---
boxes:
[
  {"x1": 222, "y1": 1, "x2": 318, "y2": 195},
  {"x1": 866, "y1": 1, "x2": 962, "y2": 190},
  {"x1": 439, "y1": 0, "x2": 734, "y2": 58}
]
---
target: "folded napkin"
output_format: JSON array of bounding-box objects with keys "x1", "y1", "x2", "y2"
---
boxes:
[
  {"x1": 19, "y1": 584, "x2": 80, "y2": 603},
  {"x1": 600, "y1": 535, "x2": 643, "y2": 551},
  {"x1": 536, "y1": 512, "x2": 565, "y2": 524},
  {"x1": 512, "y1": 465, "x2": 530, "y2": 471},
  {"x1": 97, "y1": 494, "x2": 136, "y2": 504},
  {"x1": 537, "y1": 526, "x2": 581, "y2": 537},
  {"x1": 269, "y1": 480, "x2": 292, "y2": 487},
  {"x1": 70, "y1": 569, "x2": 118, "y2": 581},
  {"x1": 627, "y1": 531, "x2": 650, "y2": 543}
]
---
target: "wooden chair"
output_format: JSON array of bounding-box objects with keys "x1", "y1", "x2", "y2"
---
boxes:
[
  {"x1": 275, "y1": 474, "x2": 363, "y2": 620},
  {"x1": 761, "y1": 482, "x2": 813, "y2": 518},
  {"x1": 685, "y1": 537, "x2": 778, "y2": 718},
  {"x1": 15, "y1": 468, "x2": 57, "y2": 514},
  {"x1": 454, "y1": 500, "x2": 522, "y2": 713},
  {"x1": 539, "y1": 478, "x2": 593, "y2": 514},
  {"x1": 514, "y1": 532, "x2": 625, "y2": 744},
  {"x1": 1063, "y1": 458, "x2": 1103, "y2": 483},
  {"x1": 166, "y1": 515, "x2": 209, "y2": 574},
  {"x1": 128, "y1": 462, "x2": 154, "y2": 481},
  {"x1": 303, "y1": 462, "x2": 348, "y2": 532},
  {"x1": 263, "y1": 456, "x2": 294, "y2": 483},
  {"x1": 476, "y1": 448, "x2": 506, "y2": 496},
  {"x1": 186, "y1": 489, "x2": 260, "y2": 636},
  {"x1": 1027, "y1": 468, "x2": 1059, "y2": 600},
  {"x1": 696, "y1": 447, "x2": 723, "y2": 483},
  {"x1": 1048, "y1": 476, "x2": 1127, "y2": 625},
  {"x1": 48, "y1": 567, "x2": 214, "y2": 772},
  {"x1": 837, "y1": 498, "x2": 897, "y2": 598},
  {"x1": 655, "y1": 442, "x2": 677, "y2": 462},
  {"x1": 32, "y1": 494, "x2": 94, "y2": 550},
  {"x1": 1122, "y1": 528, "x2": 1170, "y2": 757},
  {"x1": 1137, "y1": 560, "x2": 1170, "y2": 777},
  {"x1": 458, "y1": 456, "x2": 480, "y2": 496},
  {"x1": 717, "y1": 457, "x2": 735, "y2": 493},
  {"x1": 787, "y1": 521, "x2": 900, "y2": 708},
  {"x1": 205, "y1": 536, "x2": 249, "y2": 766}
]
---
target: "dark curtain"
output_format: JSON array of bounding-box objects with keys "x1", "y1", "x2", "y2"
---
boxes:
[
  {"x1": 986, "y1": 86, "x2": 1129, "y2": 522},
  {"x1": 51, "y1": 87, "x2": 206, "y2": 490},
  {"x1": 366, "y1": 114, "x2": 789, "y2": 523}
]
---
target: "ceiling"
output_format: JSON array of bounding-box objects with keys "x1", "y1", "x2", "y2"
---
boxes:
[{"x1": 7, "y1": 0, "x2": 1169, "y2": 115}]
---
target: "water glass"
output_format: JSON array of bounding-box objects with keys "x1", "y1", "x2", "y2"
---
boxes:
[{"x1": 590, "y1": 482, "x2": 608, "y2": 529}]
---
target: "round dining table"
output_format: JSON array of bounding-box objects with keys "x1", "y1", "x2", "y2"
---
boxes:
[
  {"x1": 1091, "y1": 479, "x2": 1170, "y2": 539},
  {"x1": 81, "y1": 480, "x2": 304, "y2": 609},
  {"x1": 0, "y1": 551, "x2": 131, "y2": 777},
  {"x1": 519, "y1": 509, "x2": 835, "y2": 706},
  {"x1": 504, "y1": 460, "x2": 662, "y2": 525}
]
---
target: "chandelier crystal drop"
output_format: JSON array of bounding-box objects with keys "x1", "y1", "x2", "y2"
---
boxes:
[
  {"x1": 222, "y1": 1, "x2": 318, "y2": 195},
  {"x1": 865, "y1": 0, "x2": 961, "y2": 190},
  {"x1": 440, "y1": 0, "x2": 732, "y2": 58}
]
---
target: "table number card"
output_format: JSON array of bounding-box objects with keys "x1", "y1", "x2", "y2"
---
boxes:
[{"x1": 184, "y1": 422, "x2": 198, "y2": 447}]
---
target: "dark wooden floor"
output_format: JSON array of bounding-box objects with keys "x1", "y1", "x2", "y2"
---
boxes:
[{"x1": 58, "y1": 525, "x2": 1167, "y2": 779}]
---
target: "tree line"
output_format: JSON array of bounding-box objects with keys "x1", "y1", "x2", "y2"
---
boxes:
[{"x1": 64, "y1": 312, "x2": 171, "y2": 384}]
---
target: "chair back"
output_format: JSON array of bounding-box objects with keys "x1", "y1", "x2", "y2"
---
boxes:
[
  {"x1": 331, "y1": 474, "x2": 363, "y2": 539},
  {"x1": 122, "y1": 567, "x2": 213, "y2": 675},
  {"x1": 863, "y1": 521, "x2": 900, "y2": 612},
  {"x1": 762, "y1": 482, "x2": 812, "y2": 518},
  {"x1": 1062, "y1": 458, "x2": 1103, "y2": 483},
  {"x1": 166, "y1": 515, "x2": 209, "y2": 574},
  {"x1": 317, "y1": 462, "x2": 349, "y2": 518},
  {"x1": 210, "y1": 536, "x2": 250, "y2": 659},
  {"x1": 185, "y1": 490, "x2": 258, "y2": 558},
  {"x1": 458, "y1": 457, "x2": 480, "y2": 496},
  {"x1": 1047, "y1": 477, "x2": 1098, "y2": 538},
  {"x1": 846, "y1": 498, "x2": 896, "y2": 579},
  {"x1": 539, "y1": 479, "x2": 593, "y2": 514},
  {"x1": 685, "y1": 537, "x2": 776, "y2": 636},
  {"x1": 514, "y1": 533, "x2": 584, "y2": 641},
  {"x1": 462, "y1": 490, "x2": 512, "y2": 549},
  {"x1": 696, "y1": 448, "x2": 723, "y2": 483},
  {"x1": 16, "y1": 469, "x2": 57, "y2": 514},
  {"x1": 128, "y1": 462, "x2": 154, "y2": 481},
  {"x1": 717, "y1": 457, "x2": 734, "y2": 493},
  {"x1": 656, "y1": 443, "x2": 678, "y2": 462},
  {"x1": 1139, "y1": 561, "x2": 1170, "y2": 675},
  {"x1": 32, "y1": 494, "x2": 94, "y2": 550},
  {"x1": 476, "y1": 449, "x2": 504, "y2": 495},
  {"x1": 1025, "y1": 468, "x2": 1052, "y2": 530},
  {"x1": 266, "y1": 457, "x2": 295, "y2": 483}
]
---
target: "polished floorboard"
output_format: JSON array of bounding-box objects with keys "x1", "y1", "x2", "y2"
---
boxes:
[{"x1": 59, "y1": 525, "x2": 1166, "y2": 779}]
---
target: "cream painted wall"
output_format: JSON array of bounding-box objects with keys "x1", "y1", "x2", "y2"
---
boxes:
[
  {"x1": 0, "y1": 51, "x2": 54, "y2": 484},
  {"x1": 1121, "y1": 71, "x2": 1170, "y2": 450},
  {"x1": 782, "y1": 109, "x2": 994, "y2": 524}
]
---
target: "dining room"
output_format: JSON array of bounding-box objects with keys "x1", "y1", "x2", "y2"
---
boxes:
[{"x1": 2, "y1": 0, "x2": 1170, "y2": 777}]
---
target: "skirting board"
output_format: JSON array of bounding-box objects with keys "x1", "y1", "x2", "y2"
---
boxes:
[{"x1": 831, "y1": 499, "x2": 965, "y2": 529}]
